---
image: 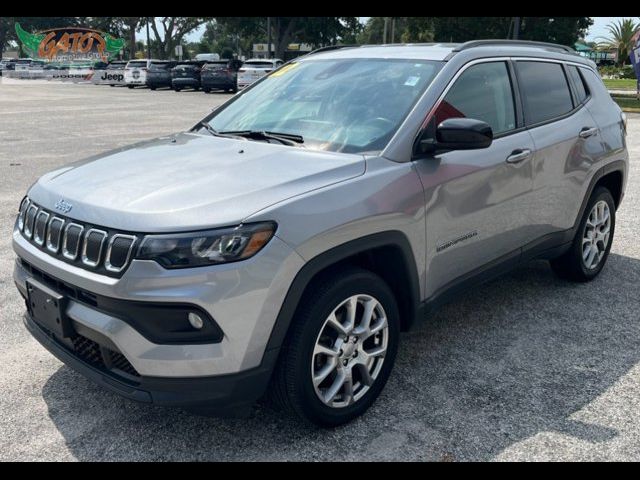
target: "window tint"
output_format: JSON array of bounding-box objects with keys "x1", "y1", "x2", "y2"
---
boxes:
[
  {"x1": 567, "y1": 65, "x2": 589, "y2": 104},
  {"x1": 516, "y1": 61, "x2": 574, "y2": 125},
  {"x1": 434, "y1": 62, "x2": 516, "y2": 135}
]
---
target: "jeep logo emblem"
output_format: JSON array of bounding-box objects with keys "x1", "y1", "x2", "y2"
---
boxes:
[{"x1": 54, "y1": 198, "x2": 73, "y2": 213}]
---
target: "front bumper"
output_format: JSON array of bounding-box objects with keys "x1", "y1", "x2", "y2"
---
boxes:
[
  {"x1": 24, "y1": 311, "x2": 279, "y2": 410},
  {"x1": 13, "y1": 229, "x2": 305, "y2": 378}
]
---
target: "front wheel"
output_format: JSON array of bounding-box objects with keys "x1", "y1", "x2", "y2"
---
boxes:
[
  {"x1": 270, "y1": 267, "x2": 400, "y2": 427},
  {"x1": 551, "y1": 186, "x2": 616, "y2": 282}
]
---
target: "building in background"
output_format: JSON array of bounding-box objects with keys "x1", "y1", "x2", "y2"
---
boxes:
[
  {"x1": 252, "y1": 43, "x2": 312, "y2": 61},
  {"x1": 574, "y1": 42, "x2": 617, "y2": 65}
]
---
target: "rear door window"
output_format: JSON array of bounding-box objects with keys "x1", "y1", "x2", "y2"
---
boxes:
[{"x1": 516, "y1": 61, "x2": 574, "y2": 125}]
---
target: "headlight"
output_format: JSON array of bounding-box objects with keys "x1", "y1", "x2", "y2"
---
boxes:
[{"x1": 136, "y1": 222, "x2": 276, "y2": 269}]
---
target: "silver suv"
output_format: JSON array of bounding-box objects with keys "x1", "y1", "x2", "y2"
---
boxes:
[{"x1": 13, "y1": 41, "x2": 628, "y2": 426}]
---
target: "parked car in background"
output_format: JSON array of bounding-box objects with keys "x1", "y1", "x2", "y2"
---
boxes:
[
  {"x1": 200, "y1": 59, "x2": 243, "y2": 93},
  {"x1": 0, "y1": 59, "x2": 16, "y2": 76},
  {"x1": 195, "y1": 53, "x2": 221, "y2": 62},
  {"x1": 13, "y1": 58, "x2": 33, "y2": 79},
  {"x1": 237, "y1": 58, "x2": 283, "y2": 90},
  {"x1": 146, "y1": 61, "x2": 177, "y2": 90},
  {"x1": 124, "y1": 59, "x2": 156, "y2": 88},
  {"x1": 171, "y1": 61, "x2": 205, "y2": 91},
  {"x1": 27, "y1": 60, "x2": 46, "y2": 80}
]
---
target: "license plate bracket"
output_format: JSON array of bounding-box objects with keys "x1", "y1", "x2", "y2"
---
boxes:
[{"x1": 26, "y1": 279, "x2": 74, "y2": 338}]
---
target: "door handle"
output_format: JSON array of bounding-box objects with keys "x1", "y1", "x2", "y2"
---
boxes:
[
  {"x1": 579, "y1": 127, "x2": 598, "y2": 138},
  {"x1": 506, "y1": 149, "x2": 531, "y2": 164}
]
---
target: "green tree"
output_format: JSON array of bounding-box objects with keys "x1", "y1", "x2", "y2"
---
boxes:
[
  {"x1": 149, "y1": 17, "x2": 212, "y2": 59},
  {"x1": 517, "y1": 17, "x2": 593, "y2": 46},
  {"x1": 357, "y1": 17, "x2": 434, "y2": 44},
  {"x1": 598, "y1": 18, "x2": 640, "y2": 65},
  {"x1": 216, "y1": 17, "x2": 360, "y2": 60},
  {"x1": 357, "y1": 17, "x2": 592, "y2": 47}
]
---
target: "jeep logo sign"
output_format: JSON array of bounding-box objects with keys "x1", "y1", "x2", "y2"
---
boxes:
[
  {"x1": 54, "y1": 198, "x2": 73, "y2": 213},
  {"x1": 100, "y1": 72, "x2": 124, "y2": 82}
]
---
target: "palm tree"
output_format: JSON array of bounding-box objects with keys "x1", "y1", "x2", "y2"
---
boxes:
[{"x1": 598, "y1": 18, "x2": 640, "y2": 66}]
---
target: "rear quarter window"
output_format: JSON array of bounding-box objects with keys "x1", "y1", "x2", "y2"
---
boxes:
[
  {"x1": 516, "y1": 61, "x2": 574, "y2": 125},
  {"x1": 566, "y1": 65, "x2": 589, "y2": 104}
]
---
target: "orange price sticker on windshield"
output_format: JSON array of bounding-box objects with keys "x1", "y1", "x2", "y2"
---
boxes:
[{"x1": 270, "y1": 63, "x2": 299, "y2": 78}]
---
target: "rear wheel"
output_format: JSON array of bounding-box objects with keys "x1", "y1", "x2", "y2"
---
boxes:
[
  {"x1": 270, "y1": 267, "x2": 400, "y2": 427},
  {"x1": 551, "y1": 187, "x2": 615, "y2": 282},
  {"x1": 203, "y1": 87, "x2": 211, "y2": 93},
  {"x1": 127, "y1": 85, "x2": 134, "y2": 89}
]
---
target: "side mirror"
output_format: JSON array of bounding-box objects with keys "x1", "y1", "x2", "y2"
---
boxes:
[{"x1": 418, "y1": 118, "x2": 493, "y2": 155}]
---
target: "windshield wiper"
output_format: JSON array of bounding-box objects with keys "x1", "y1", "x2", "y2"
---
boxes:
[
  {"x1": 195, "y1": 121, "x2": 244, "y2": 140},
  {"x1": 219, "y1": 130, "x2": 304, "y2": 147}
]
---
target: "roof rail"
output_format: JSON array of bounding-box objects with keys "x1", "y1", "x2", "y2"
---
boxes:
[{"x1": 452, "y1": 40, "x2": 576, "y2": 54}]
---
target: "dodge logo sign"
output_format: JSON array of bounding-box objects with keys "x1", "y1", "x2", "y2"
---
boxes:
[{"x1": 54, "y1": 198, "x2": 73, "y2": 213}]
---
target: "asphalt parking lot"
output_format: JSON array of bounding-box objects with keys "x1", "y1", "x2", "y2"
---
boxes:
[{"x1": 0, "y1": 82, "x2": 639, "y2": 461}]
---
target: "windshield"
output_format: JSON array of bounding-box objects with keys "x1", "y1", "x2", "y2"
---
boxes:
[{"x1": 206, "y1": 58, "x2": 442, "y2": 154}]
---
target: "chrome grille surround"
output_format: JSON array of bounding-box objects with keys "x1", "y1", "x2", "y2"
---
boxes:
[
  {"x1": 24, "y1": 204, "x2": 38, "y2": 239},
  {"x1": 18, "y1": 197, "x2": 30, "y2": 231},
  {"x1": 81, "y1": 228, "x2": 108, "y2": 267},
  {"x1": 104, "y1": 234, "x2": 137, "y2": 273},
  {"x1": 33, "y1": 210, "x2": 50, "y2": 246},
  {"x1": 16, "y1": 199, "x2": 138, "y2": 278},
  {"x1": 62, "y1": 223, "x2": 84, "y2": 260},
  {"x1": 46, "y1": 216, "x2": 65, "y2": 253}
]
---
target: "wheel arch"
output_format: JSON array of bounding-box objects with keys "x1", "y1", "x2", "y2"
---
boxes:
[
  {"x1": 264, "y1": 231, "x2": 422, "y2": 355},
  {"x1": 574, "y1": 160, "x2": 627, "y2": 235}
]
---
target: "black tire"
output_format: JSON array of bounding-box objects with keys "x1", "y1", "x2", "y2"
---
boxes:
[
  {"x1": 149, "y1": 86, "x2": 156, "y2": 91},
  {"x1": 127, "y1": 85, "x2": 134, "y2": 89},
  {"x1": 203, "y1": 88, "x2": 211, "y2": 93},
  {"x1": 269, "y1": 267, "x2": 400, "y2": 427},
  {"x1": 550, "y1": 186, "x2": 616, "y2": 282},
  {"x1": 174, "y1": 87, "x2": 181, "y2": 92}
]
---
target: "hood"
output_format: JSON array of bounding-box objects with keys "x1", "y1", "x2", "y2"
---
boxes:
[{"x1": 28, "y1": 132, "x2": 365, "y2": 232}]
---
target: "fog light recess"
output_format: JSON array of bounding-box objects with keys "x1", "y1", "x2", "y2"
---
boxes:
[{"x1": 188, "y1": 312, "x2": 204, "y2": 330}]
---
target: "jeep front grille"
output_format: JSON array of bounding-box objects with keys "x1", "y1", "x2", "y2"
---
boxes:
[{"x1": 17, "y1": 198, "x2": 138, "y2": 278}]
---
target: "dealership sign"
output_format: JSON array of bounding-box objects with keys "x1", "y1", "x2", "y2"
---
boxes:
[{"x1": 15, "y1": 23, "x2": 125, "y2": 62}]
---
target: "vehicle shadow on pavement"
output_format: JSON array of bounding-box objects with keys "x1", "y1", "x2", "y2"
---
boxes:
[{"x1": 40, "y1": 253, "x2": 640, "y2": 461}]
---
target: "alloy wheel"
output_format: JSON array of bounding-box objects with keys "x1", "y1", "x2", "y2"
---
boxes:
[{"x1": 311, "y1": 294, "x2": 389, "y2": 408}]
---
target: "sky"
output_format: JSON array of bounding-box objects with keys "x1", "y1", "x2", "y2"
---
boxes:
[
  {"x1": 166, "y1": 17, "x2": 637, "y2": 44},
  {"x1": 586, "y1": 17, "x2": 637, "y2": 42}
]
